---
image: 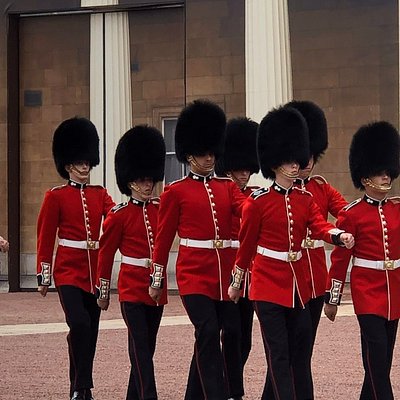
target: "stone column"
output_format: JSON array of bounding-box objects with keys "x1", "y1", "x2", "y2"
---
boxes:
[
  {"x1": 83, "y1": 1, "x2": 132, "y2": 204},
  {"x1": 245, "y1": 0, "x2": 293, "y2": 187}
]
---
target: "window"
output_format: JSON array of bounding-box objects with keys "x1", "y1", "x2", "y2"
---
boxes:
[{"x1": 162, "y1": 117, "x2": 187, "y2": 184}]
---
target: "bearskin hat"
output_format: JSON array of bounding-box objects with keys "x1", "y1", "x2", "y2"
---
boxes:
[
  {"x1": 349, "y1": 121, "x2": 400, "y2": 189},
  {"x1": 258, "y1": 106, "x2": 310, "y2": 179},
  {"x1": 52, "y1": 117, "x2": 100, "y2": 180},
  {"x1": 216, "y1": 117, "x2": 260, "y2": 176},
  {"x1": 285, "y1": 100, "x2": 328, "y2": 163},
  {"x1": 175, "y1": 99, "x2": 226, "y2": 163},
  {"x1": 115, "y1": 125, "x2": 166, "y2": 196}
]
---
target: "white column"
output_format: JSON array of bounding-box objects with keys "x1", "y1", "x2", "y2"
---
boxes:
[
  {"x1": 246, "y1": 0, "x2": 293, "y2": 187},
  {"x1": 87, "y1": 10, "x2": 132, "y2": 205},
  {"x1": 88, "y1": 13, "x2": 105, "y2": 187},
  {"x1": 104, "y1": 12, "x2": 132, "y2": 204}
]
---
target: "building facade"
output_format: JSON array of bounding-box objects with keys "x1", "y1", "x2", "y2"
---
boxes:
[{"x1": 0, "y1": 0, "x2": 398, "y2": 290}]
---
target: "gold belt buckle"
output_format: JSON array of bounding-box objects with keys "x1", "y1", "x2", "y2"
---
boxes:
[
  {"x1": 384, "y1": 260, "x2": 395, "y2": 270},
  {"x1": 145, "y1": 258, "x2": 151, "y2": 268},
  {"x1": 213, "y1": 240, "x2": 224, "y2": 249},
  {"x1": 87, "y1": 240, "x2": 97, "y2": 250},
  {"x1": 287, "y1": 251, "x2": 298, "y2": 262},
  {"x1": 305, "y1": 238, "x2": 315, "y2": 249}
]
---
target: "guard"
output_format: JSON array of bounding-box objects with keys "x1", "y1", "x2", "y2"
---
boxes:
[
  {"x1": 216, "y1": 116, "x2": 260, "y2": 399},
  {"x1": 149, "y1": 99, "x2": 246, "y2": 400},
  {"x1": 228, "y1": 106, "x2": 354, "y2": 400},
  {"x1": 96, "y1": 125, "x2": 166, "y2": 400},
  {"x1": 325, "y1": 121, "x2": 400, "y2": 400},
  {"x1": 37, "y1": 117, "x2": 115, "y2": 400}
]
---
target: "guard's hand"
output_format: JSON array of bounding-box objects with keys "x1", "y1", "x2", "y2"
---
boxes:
[
  {"x1": 149, "y1": 287, "x2": 162, "y2": 304},
  {"x1": 38, "y1": 285, "x2": 48, "y2": 297},
  {"x1": 324, "y1": 303, "x2": 338, "y2": 322},
  {"x1": 340, "y1": 233, "x2": 354, "y2": 249},
  {"x1": 97, "y1": 298, "x2": 110, "y2": 311},
  {"x1": 228, "y1": 286, "x2": 240, "y2": 304},
  {"x1": 0, "y1": 236, "x2": 9, "y2": 253}
]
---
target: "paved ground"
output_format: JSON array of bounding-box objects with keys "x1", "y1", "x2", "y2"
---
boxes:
[{"x1": 1, "y1": 289, "x2": 399, "y2": 399}]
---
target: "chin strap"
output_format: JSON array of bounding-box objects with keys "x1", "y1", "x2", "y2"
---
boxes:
[
  {"x1": 187, "y1": 156, "x2": 215, "y2": 174},
  {"x1": 227, "y1": 172, "x2": 249, "y2": 190},
  {"x1": 363, "y1": 178, "x2": 391, "y2": 192},
  {"x1": 278, "y1": 166, "x2": 299, "y2": 179}
]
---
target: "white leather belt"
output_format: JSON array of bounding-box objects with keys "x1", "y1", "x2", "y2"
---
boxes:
[
  {"x1": 353, "y1": 257, "x2": 400, "y2": 271},
  {"x1": 180, "y1": 238, "x2": 233, "y2": 249},
  {"x1": 257, "y1": 245, "x2": 302, "y2": 262},
  {"x1": 58, "y1": 238, "x2": 99, "y2": 250},
  {"x1": 231, "y1": 240, "x2": 240, "y2": 249},
  {"x1": 121, "y1": 255, "x2": 151, "y2": 268},
  {"x1": 301, "y1": 238, "x2": 324, "y2": 249}
]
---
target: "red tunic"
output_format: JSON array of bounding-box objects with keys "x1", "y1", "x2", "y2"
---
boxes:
[
  {"x1": 326, "y1": 195, "x2": 400, "y2": 320},
  {"x1": 235, "y1": 183, "x2": 342, "y2": 308},
  {"x1": 37, "y1": 180, "x2": 115, "y2": 294},
  {"x1": 230, "y1": 185, "x2": 259, "y2": 296},
  {"x1": 152, "y1": 172, "x2": 246, "y2": 301},
  {"x1": 97, "y1": 198, "x2": 167, "y2": 306},
  {"x1": 294, "y1": 175, "x2": 347, "y2": 297}
]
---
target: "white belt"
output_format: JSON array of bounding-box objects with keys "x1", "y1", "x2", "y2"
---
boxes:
[
  {"x1": 301, "y1": 238, "x2": 324, "y2": 249},
  {"x1": 257, "y1": 245, "x2": 302, "y2": 262},
  {"x1": 58, "y1": 238, "x2": 99, "y2": 250},
  {"x1": 231, "y1": 240, "x2": 240, "y2": 249},
  {"x1": 180, "y1": 238, "x2": 233, "y2": 249},
  {"x1": 121, "y1": 255, "x2": 151, "y2": 268},
  {"x1": 353, "y1": 257, "x2": 400, "y2": 271}
]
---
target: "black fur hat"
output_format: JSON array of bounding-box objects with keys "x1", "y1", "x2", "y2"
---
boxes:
[
  {"x1": 257, "y1": 106, "x2": 310, "y2": 179},
  {"x1": 115, "y1": 125, "x2": 166, "y2": 196},
  {"x1": 285, "y1": 100, "x2": 328, "y2": 163},
  {"x1": 349, "y1": 121, "x2": 400, "y2": 189},
  {"x1": 216, "y1": 117, "x2": 260, "y2": 176},
  {"x1": 52, "y1": 117, "x2": 100, "y2": 180},
  {"x1": 175, "y1": 99, "x2": 226, "y2": 163}
]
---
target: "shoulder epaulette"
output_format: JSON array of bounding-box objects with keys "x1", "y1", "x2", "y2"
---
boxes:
[
  {"x1": 151, "y1": 197, "x2": 160, "y2": 205},
  {"x1": 111, "y1": 202, "x2": 128, "y2": 213},
  {"x1": 251, "y1": 187, "x2": 270, "y2": 200},
  {"x1": 87, "y1": 184, "x2": 105, "y2": 189},
  {"x1": 293, "y1": 187, "x2": 313, "y2": 196},
  {"x1": 310, "y1": 175, "x2": 328, "y2": 184},
  {"x1": 168, "y1": 176, "x2": 187, "y2": 186},
  {"x1": 50, "y1": 184, "x2": 66, "y2": 191},
  {"x1": 388, "y1": 196, "x2": 400, "y2": 205},
  {"x1": 343, "y1": 198, "x2": 362, "y2": 211}
]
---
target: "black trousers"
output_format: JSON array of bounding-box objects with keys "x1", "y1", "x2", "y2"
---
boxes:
[
  {"x1": 254, "y1": 300, "x2": 313, "y2": 400},
  {"x1": 58, "y1": 285, "x2": 101, "y2": 395},
  {"x1": 357, "y1": 314, "x2": 398, "y2": 400},
  {"x1": 308, "y1": 295, "x2": 324, "y2": 348},
  {"x1": 121, "y1": 302, "x2": 164, "y2": 400},
  {"x1": 182, "y1": 294, "x2": 243, "y2": 400},
  {"x1": 289, "y1": 295, "x2": 323, "y2": 399},
  {"x1": 238, "y1": 296, "x2": 254, "y2": 368}
]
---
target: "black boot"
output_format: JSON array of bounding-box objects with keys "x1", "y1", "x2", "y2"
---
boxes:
[
  {"x1": 85, "y1": 389, "x2": 94, "y2": 400},
  {"x1": 71, "y1": 390, "x2": 85, "y2": 400}
]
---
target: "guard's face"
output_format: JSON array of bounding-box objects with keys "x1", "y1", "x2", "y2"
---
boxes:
[
  {"x1": 363, "y1": 171, "x2": 392, "y2": 194},
  {"x1": 298, "y1": 157, "x2": 314, "y2": 179},
  {"x1": 188, "y1": 153, "x2": 216, "y2": 175},
  {"x1": 229, "y1": 170, "x2": 251, "y2": 190},
  {"x1": 277, "y1": 161, "x2": 300, "y2": 179},
  {"x1": 66, "y1": 161, "x2": 90, "y2": 183},
  {"x1": 130, "y1": 178, "x2": 154, "y2": 201}
]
